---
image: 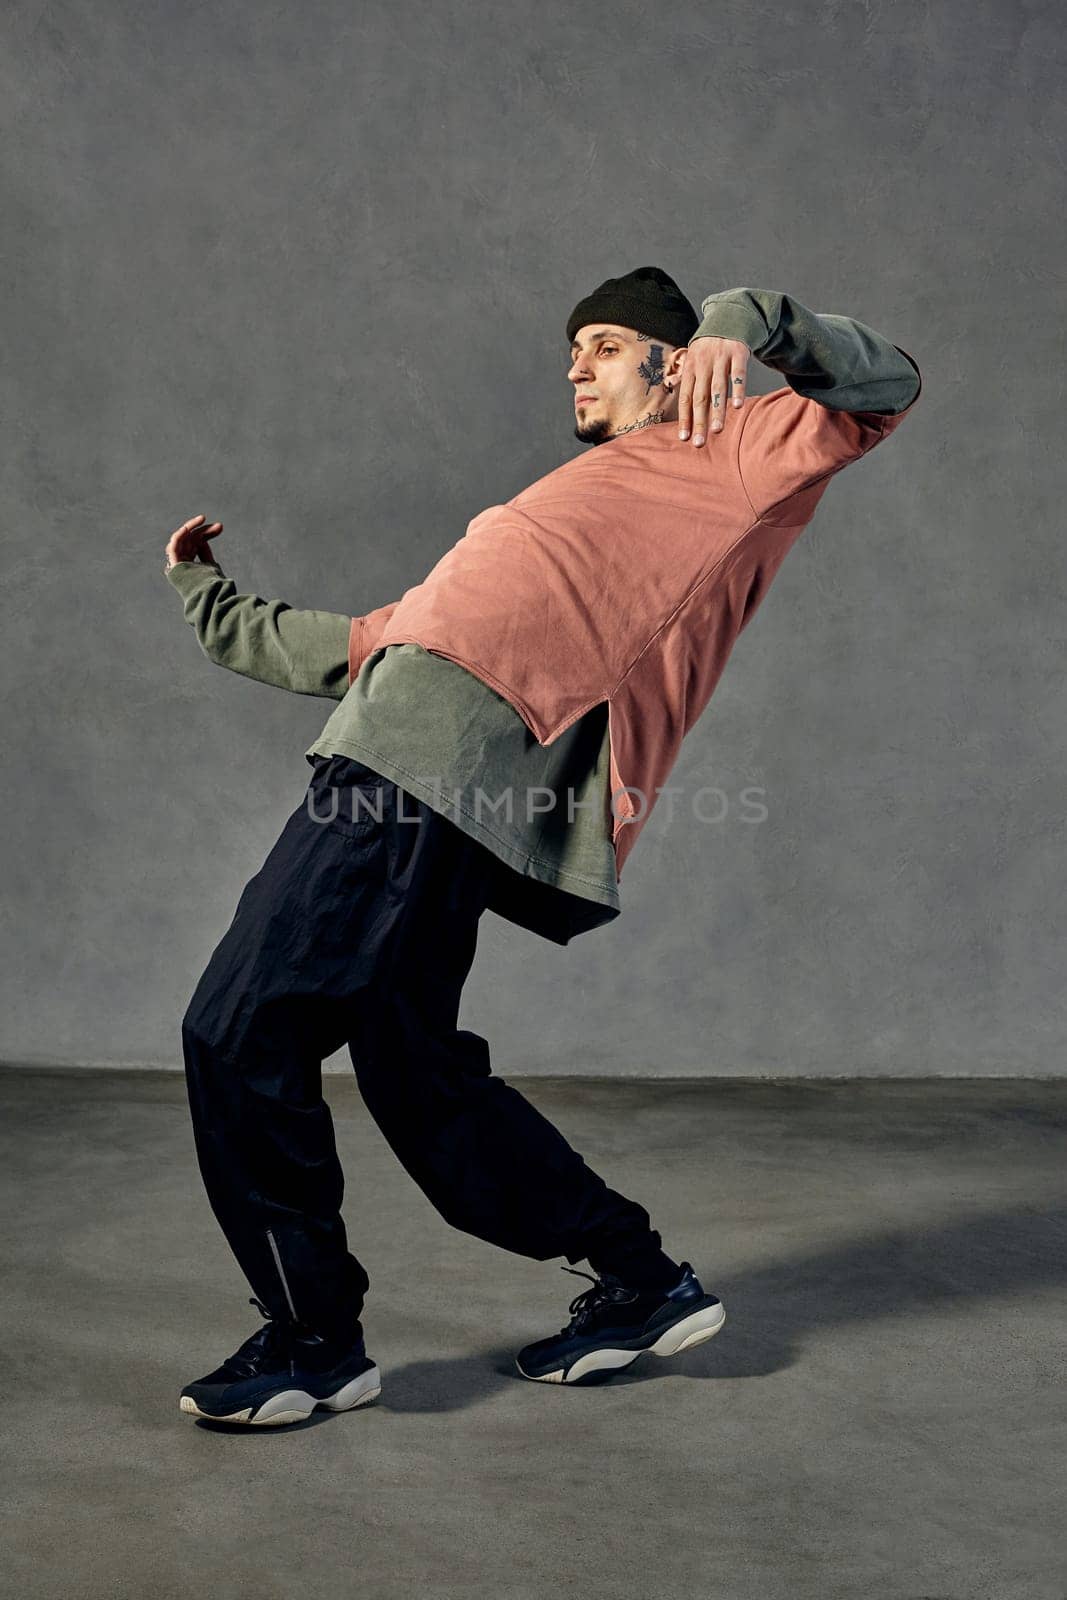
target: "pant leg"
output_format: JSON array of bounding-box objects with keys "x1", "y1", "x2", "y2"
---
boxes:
[
  {"x1": 181, "y1": 751, "x2": 675, "y2": 1337},
  {"x1": 179, "y1": 755, "x2": 402, "y2": 1336},
  {"x1": 344, "y1": 777, "x2": 676, "y2": 1280}
]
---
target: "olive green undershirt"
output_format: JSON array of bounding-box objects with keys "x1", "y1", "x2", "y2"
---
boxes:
[{"x1": 307, "y1": 643, "x2": 623, "y2": 944}]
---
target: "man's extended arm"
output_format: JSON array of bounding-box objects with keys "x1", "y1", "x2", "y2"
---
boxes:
[
  {"x1": 694, "y1": 286, "x2": 921, "y2": 416},
  {"x1": 165, "y1": 558, "x2": 353, "y2": 699}
]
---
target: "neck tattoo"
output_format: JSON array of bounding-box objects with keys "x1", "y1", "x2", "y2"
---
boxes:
[{"x1": 614, "y1": 412, "x2": 667, "y2": 436}]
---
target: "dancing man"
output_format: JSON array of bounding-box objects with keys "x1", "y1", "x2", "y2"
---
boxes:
[{"x1": 166, "y1": 267, "x2": 921, "y2": 1422}]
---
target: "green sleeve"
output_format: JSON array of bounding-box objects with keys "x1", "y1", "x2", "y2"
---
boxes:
[
  {"x1": 693, "y1": 286, "x2": 921, "y2": 416},
  {"x1": 165, "y1": 560, "x2": 352, "y2": 700}
]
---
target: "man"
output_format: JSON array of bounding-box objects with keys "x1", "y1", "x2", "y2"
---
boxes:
[{"x1": 166, "y1": 267, "x2": 921, "y2": 1423}]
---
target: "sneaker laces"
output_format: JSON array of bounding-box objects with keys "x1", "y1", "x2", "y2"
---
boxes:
[
  {"x1": 219, "y1": 1297, "x2": 300, "y2": 1380},
  {"x1": 558, "y1": 1266, "x2": 639, "y2": 1333}
]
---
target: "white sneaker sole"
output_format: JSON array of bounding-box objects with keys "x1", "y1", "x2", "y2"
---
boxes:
[
  {"x1": 179, "y1": 1363, "x2": 382, "y2": 1425},
  {"x1": 518, "y1": 1301, "x2": 727, "y2": 1384}
]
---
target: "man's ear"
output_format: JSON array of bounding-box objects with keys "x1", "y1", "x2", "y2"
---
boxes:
[{"x1": 665, "y1": 344, "x2": 689, "y2": 391}]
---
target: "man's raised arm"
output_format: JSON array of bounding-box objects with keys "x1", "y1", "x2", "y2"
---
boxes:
[
  {"x1": 695, "y1": 286, "x2": 921, "y2": 416},
  {"x1": 691, "y1": 287, "x2": 922, "y2": 520}
]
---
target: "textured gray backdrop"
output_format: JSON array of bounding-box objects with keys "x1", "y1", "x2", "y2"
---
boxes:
[{"x1": 2, "y1": 0, "x2": 1060, "y2": 1075}]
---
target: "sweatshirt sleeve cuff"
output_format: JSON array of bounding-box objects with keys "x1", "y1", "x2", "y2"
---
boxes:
[
  {"x1": 165, "y1": 560, "x2": 227, "y2": 594},
  {"x1": 692, "y1": 295, "x2": 768, "y2": 352}
]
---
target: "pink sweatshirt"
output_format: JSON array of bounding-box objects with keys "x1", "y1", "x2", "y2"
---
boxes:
[{"x1": 346, "y1": 374, "x2": 921, "y2": 878}]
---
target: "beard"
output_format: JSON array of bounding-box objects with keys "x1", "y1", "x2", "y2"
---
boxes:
[{"x1": 573, "y1": 415, "x2": 614, "y2": 446}]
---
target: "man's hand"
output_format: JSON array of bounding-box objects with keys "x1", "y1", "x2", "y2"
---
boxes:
[
  {"x1": 676, "y1": 335, "x2": 751, "y2": 446},
  {"x1": 164, "y1": 513, "x2": 223, "y2": 572}
]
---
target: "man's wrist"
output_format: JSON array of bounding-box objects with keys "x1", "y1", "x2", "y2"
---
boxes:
[
  {"x1": 694, "y1": 290, "x2": 769, "y2": 357},
  {"x1": 164, "y1": 556, "x2": 224, "y2": 577}
]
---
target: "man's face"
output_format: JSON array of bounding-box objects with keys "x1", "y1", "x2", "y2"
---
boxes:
[{"x1": 567, "y1": 323, "x2": 684, "y2": 445}]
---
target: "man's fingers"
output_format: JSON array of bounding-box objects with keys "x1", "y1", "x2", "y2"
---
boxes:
[
  {"x1": 694, "y1": 362, "x2": 748, "y2": 443},
  {"x1": 677, "y1": 372, "x2": 696, "y2": 440},
  {"x1": 730, "y1": 356, "x2": 748, "y2": 407},
  {"x1": 676, "y1": 339, "x2": 751, "y2": 443},
  {"x1": 690, "y1": 389, "x2": 707, "y2": 445},
  {"x1": 164, "y1": 515, "x2": 222, "y2": 566},
  {"x1": 690, "y1": 362, "x2": 728, "y2": 445}
]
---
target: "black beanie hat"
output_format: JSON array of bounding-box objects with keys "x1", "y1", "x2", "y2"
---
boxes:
[{"x1": 566, "y1": 265, "x2": 699, "y2": 350}]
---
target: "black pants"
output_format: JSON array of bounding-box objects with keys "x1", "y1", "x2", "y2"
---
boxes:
[{"x1": 180, "y1": 754, "x2": 677, "y2": 1336}]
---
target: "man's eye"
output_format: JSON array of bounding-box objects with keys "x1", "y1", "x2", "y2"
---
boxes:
[{"x1": 600, "y1": 346, "x2": 617, "y2": 355}]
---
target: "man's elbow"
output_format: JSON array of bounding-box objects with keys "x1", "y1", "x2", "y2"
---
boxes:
[{"x1": 892, "y1": 346, "x2": 922, "y2": 410}]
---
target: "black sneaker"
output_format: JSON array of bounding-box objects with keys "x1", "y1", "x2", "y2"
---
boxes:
[
  {"x1": 514, "y1": 1262, "x2": 725, "y2": 1385},
  {"x1": 179, "y1": 1297, "x2": 382, "y2": 1426}
]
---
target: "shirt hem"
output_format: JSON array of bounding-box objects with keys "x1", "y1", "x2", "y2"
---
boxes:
[{"x1": 305, "y1": 734, "x2": 622, "y2": 911}]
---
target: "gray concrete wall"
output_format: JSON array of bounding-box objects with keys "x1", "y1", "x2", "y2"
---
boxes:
[{"x1": 2, "y1": 0, "x2": 1059, "y2": 1075}]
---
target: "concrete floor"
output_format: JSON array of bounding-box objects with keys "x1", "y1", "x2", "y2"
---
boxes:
[{"x1": 1, "y1": 1066, "x2": 1064, "y2": 1600}]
